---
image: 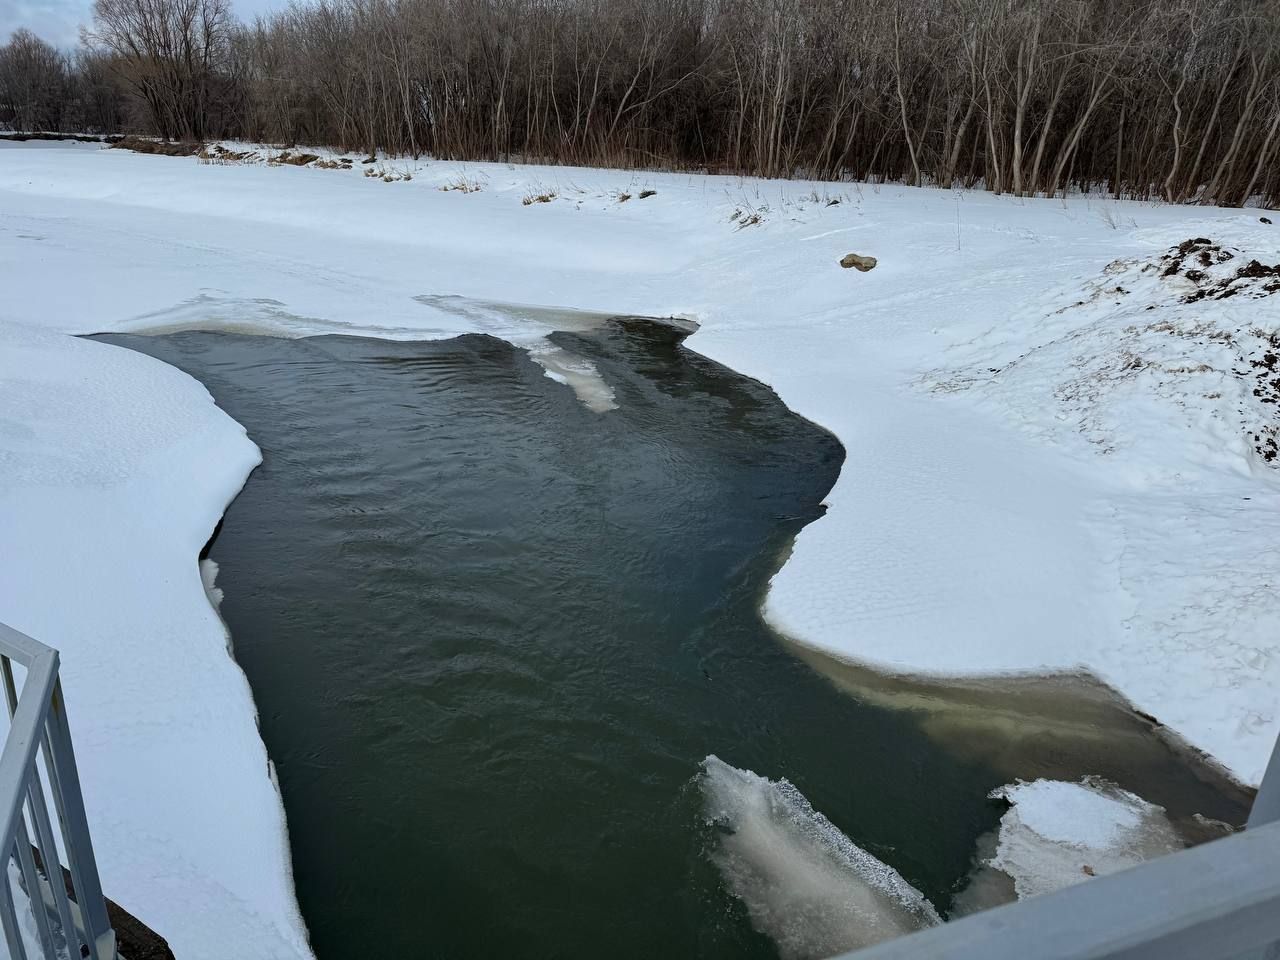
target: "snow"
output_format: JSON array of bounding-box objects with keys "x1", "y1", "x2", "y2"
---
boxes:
[
  {"x1": 0, "y1": 320, "x2": 308, "y2": 956},
  {"x1": 1, "y1": 139, "x2": 1278, "y2": 951},
  {"x1": 6, "y1": 865, "x2": 47, "y2": 960},
  {"x1": 698, "y1": 756, "x2": 939, "y2": 957},
  {"x1": 979, "y1": 778, "x2": 1182, "y2": 900}
]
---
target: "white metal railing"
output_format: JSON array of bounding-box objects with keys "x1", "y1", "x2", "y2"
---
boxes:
[
  {"x1": 0, "y1": 623, "x2": 115, "y2": 960},
  {"x1": 840, "y1": 732, "x2": 1280, "y2": 960}
]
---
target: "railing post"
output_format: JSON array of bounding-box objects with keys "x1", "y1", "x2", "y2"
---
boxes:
[
  {"x1": 1248, "y1": 733, "x2": 1280, "y2": 829},
  {"x1": 1239, "y1": 735, "x2": 1280, "y2": 960},
  {"x1": 0, "y1": 878, "x2": 29, "y2": 960},
  {"x1": 0, "y1": 626, "x2": 117, "y2": 960},
  {"x1": 0, "y1": 657, "x2": 56, "y2": 957},
  {"x1": 42, "y1": 679, "x2": 115, "y2": 960}
]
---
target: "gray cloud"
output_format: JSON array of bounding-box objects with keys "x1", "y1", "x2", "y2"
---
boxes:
[
  {"x1": 1, "y1": 0, "x2": 87, "y2": 47},
  {"x1": 1, "y1": 0, "x2": 295, "y2": 49}
]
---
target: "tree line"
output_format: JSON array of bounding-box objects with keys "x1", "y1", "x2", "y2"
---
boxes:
[{"x1": 3, "y1": 0, "x2": 1279, "y2": 205}]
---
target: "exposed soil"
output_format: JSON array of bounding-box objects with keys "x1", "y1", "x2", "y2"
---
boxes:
[
  {"x1": 110, "y1": 136, "x2": 202, "y2": 157},
  {"x1": 1160, "y1": 238, "x2": 1280, "y2": 303},
  {"x1": 31, "y1": 845, "x2": 176, "y2": 960},
  {"x1": 1243, "y1": 331, "x2": 1280, "y2": 461}
]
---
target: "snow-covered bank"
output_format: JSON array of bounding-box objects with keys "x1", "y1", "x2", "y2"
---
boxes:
[
  {"x1": 2, "y1": 139, "x2": 1278, "y2": 950},
  {"x1": 0, "y1": 322, "x2": 310, "y2": 957}
]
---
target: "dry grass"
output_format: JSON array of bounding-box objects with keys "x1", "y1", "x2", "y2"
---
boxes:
[
  {"x1": 440, "y1": 173, "x2": 485, "y2": 193},
  {"x1": 198, "y1": 144, "x2": 261, "y2": 164},
  {"x1": 729, "y1": 206, "x2": 765, "y2": 228},
  {"x1": 363, "y1": 164, "x2": 412, "y2": 182}
]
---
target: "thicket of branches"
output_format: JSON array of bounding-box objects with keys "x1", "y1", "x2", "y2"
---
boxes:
[
  {"x1": 3, "y1": 0, "x2": 1280, "y2": 205},
  {"x1": 0, "y1": 29, "x2": 124, "y2": 132}
]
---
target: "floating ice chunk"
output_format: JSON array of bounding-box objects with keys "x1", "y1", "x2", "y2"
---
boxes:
[
  {"x1": 699, "y1": 755, "x2": 939, "y2": 959},
  {"x1": 521, "y1": 339, "x2": 618, "y2": 412},
  {"x1": 200, "y1": 557, "x2": 224, "y2": 611},
  {"x1": 415, "y1": 295, "x2": 625, "y2": 411},
  {"x1": 982, "y1": 777, "x2": 1182, "y2": 900},
  {"x1": 413, "y1": 293, "x2": 622, "y2": 337}
]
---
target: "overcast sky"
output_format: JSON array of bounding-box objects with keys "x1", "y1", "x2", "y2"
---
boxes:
[{"x1": 1, "y1": 0, "x2": 289, "y2": 48}]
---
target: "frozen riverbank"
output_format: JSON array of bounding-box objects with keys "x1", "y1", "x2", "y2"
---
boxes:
[
  {"x1": 0, "y1": 323, "x2": 310, "y2": 957},
  {"x1": 1, "y1": 138, "x2": 1277, "y2": 952}
]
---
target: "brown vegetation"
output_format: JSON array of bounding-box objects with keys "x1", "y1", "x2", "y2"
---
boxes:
[
  {"x1": 3, "y1": 0, "x2": 1280, "y2": 205},
  {"x1": 268, "y1": 151, "x2": 320, "y2": 165},
  {"x1": 111, "y1": 135, "x2": 201, "y2": 155}
]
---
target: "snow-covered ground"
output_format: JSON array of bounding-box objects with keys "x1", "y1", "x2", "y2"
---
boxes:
[
  {"x1": 2, "y1": 139, "x2": 1278, "y2": 953},
  {"x1": 0, "y1": 322, "x2": 308, "y2": 956}
]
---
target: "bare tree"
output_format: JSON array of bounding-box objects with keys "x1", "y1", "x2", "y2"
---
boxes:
[
  {"x1": 7, "y1": 0, "x2": 1275, "y2": 206},
  {"x1": 84, "y1": 0, "x2": 235, "y2": 139},
  {"x1": 0, "y1": 29, "x2": 69, "y2": 131}
]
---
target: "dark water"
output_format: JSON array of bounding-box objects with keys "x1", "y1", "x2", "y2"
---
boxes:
[{"x1": 96, "y1": 324, "x2": 1249, "y2": 959}]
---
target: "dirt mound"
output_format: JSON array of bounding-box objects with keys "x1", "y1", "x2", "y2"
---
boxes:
[
  {"x1": 111, "y1": 136, "x2": 202, "y2": 157},
  {"x1": 1160, "y1": 238, "x2": 1280, "y2": 302}
]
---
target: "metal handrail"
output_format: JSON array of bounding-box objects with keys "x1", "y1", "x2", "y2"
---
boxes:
[
  {"x1": 840, "y1": 732, "x2": 1280, "y2": 960},
  {"x1": 0, "y1": 623, "x2": 116, "y2": 960}
]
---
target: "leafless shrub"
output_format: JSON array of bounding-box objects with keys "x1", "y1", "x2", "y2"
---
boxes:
[
  {"x1": 440, "y1": 173, "x2": 485, "y2": 193},
  {"x1": 84, "y1": 0, "x2": 236, "y2": 141},
  {"x1": 362, "y1": 162, "x2": 411, "y2": 181},
  {"x1": 0, "y1": 30, "x2": 70, "y2": 132},
  {"x1": 6, "y1": 0, "x2": 1276, "y2": 207}
]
